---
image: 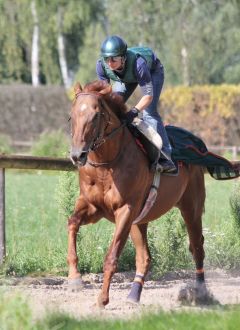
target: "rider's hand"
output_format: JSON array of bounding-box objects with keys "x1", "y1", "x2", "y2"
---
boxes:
[{"x1": 125, "y1": 107, "x2": 140, "y2": 123}]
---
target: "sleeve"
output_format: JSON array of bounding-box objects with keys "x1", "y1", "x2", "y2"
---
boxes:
[
  {"x1": 134, "y1": 57, "x2": 153, "y2": 96},
  {"x1": 96, "y1": 60, "x2": 110, "y2": 82}
]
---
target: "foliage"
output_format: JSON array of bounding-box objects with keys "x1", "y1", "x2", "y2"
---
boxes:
[
  {"x1": 87, "y1": 0, "x2": 240, "y2": 86},
  {"x1": 148, "y1": 209, "x2": 191, "y2": 278},
  {"x1": 75, "y1": 23, "x2": 106, "y2": 85},
  {"x1": 162, "y1": 85, "x2": 240, "y2": 118},
  {"x1": 0, "y1": 291, "x2": 33, "y2": 330},
  {"x1": 30, "y1": 130, "x2": 69, "y2": 157},
  {"x1": 0, "y1": 1, "x2": 240, "y2": 86},
  {"x1": 204, "y1": 220, "x2": 240, "y2": 270},
  {"x1": 160, "y1": 84, "x2": 240, "y2": 146},
  {"x1": 0, "y1": 134, "x2": 13, "y2": 154},
  {"x1": 56, "y1": 171, "x2": 79, "y2": 219},
  {"x1": 0, "y1": 0, "x2": 104, "y2": 84},
  {"x1": 229, "y1": 182, "x2": 240, "y2": 237}
]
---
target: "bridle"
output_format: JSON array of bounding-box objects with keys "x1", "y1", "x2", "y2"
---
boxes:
[{"x1": 71, "y1": 92, "x2": 126, "y2": 166}]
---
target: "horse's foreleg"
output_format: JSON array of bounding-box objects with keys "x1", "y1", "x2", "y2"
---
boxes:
[
  {"x1": 67, "y1": 197, "x2": 99, "y2": 282},
  {"x1": 127, "y1": 223, "x2": 150, "y2": 303},
  {"x1": 97, "y1": 204, "x2": 133, "y2": 308},
  {"x1": 67, "y1": 218, "x2": 81, "y2": 281}
]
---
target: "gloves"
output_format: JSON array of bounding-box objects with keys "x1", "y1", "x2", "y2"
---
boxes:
[{"x1": 125, "y1": 107, "x2": 140, "y2": 123}]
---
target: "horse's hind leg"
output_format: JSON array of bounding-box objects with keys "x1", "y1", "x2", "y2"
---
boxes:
[
  {"x1": 127, "y1": 223, "x2": 150, "y2": 303},
  {"x1": 178, "y1": 167, "x2": 206, "y2": 284}
]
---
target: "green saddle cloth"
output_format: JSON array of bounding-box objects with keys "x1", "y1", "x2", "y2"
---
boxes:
[{"x1": 166, "y1": 125, "x2": 239, "y2": 180}]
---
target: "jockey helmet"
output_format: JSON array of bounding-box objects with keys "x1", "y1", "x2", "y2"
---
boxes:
[{"x1": 100, "y1": 35, "x2": 127, "y2": 57}]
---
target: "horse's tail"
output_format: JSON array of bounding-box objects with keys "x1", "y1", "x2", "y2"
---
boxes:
[
  {"x1": 203, "y1": 161, "x2": 240, "y2": 180},
  {"x1": 232, "y1": 161, "x2": 240, "y2": 178}
]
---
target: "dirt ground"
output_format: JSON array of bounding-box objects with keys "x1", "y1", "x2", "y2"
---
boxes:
[{"x1": 1, "y1": 269, "x2": 240, "y2": 321}]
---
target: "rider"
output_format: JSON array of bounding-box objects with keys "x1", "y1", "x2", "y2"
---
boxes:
[{"x1": 96, "y1": 35, "x2": 176, "y2": 173}]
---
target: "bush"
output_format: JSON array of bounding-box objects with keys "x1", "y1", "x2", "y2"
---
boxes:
[
  {"x1": 230, "y1": 182, "x2": 240, "y2": 235},
  {"x1": 148, "y1": 209, "x2": 191, "y2": 277},
  {"x1": 202, "y1": 184, "x2": 240, "y2": 269},
  {"x1": 0, "y1": 134, "x2": 13, "y2": 154},
  {"x1": 56, "y1": 171, "x2": 79, "y2": 219},
  {"x1": 30, "y1": 130, "x2": 69, "y2": 157}
]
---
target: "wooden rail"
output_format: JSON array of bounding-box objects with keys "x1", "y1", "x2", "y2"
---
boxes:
[{"x1": 0, "y1": 154, "x2": 76, "y2": 264}]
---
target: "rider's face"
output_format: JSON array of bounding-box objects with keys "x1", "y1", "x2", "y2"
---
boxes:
[{"x1": 104, "y1": 56, "x2": 123, "y2": 70}]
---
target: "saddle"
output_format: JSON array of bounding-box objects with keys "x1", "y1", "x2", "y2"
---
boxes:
[{"x1": 128, "y1": 120, "x2": 239, "y2": 180}]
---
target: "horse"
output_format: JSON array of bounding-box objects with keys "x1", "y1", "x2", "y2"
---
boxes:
[{"x1": 68, "y1": 80, "x2": 207, "y2": 308}]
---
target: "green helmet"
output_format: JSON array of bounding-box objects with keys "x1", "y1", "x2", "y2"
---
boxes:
[{"x1": 100, "y1": 35, "x2": 127, "y2": 57}]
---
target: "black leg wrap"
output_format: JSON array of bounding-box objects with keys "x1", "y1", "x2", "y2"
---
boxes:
[
  {"x1": 196, "y1": 272, "x2": 205, "y2": 283},
  {"x1": 127, "y1": 282, "x2": 143, "y2": 303}
]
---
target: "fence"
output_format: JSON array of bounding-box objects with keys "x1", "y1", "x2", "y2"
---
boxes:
[{"x1": 0, "y1": 154, "x2": 75, "y2": 264}]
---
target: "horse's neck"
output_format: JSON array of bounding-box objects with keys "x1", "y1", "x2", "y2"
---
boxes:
[{"x1": 88, "y1": 111, "x2": 129, "y2": 164}]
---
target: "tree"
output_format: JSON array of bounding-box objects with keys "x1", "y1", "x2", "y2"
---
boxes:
[{"x1": 31, "y1": 0, "x2": 40, "y2": 86}]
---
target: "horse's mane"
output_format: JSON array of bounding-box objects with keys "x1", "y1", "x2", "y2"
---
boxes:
[{"x1": 83, "y1": 81, "x2": 128, "y2": 120}]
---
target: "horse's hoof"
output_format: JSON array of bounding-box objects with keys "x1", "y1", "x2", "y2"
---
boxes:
[
  {"x1": 126, "y1": 297, "x2": 140, "y2": 305},
  {"x1": 194, "y1": 282, "x2": 219, "y2": 305},
  {"x1": 126, "y1": 282, "x2": 142, "y2": 304},
  {"x1": 67, "y1": 278, "x2": 84, "y2": 292},
  {"x1": 91, "y1": 302, "x2": 105, "y2": 310},
  {"x1": 178, "y1": 282, "x2": 219, "y2": 306}
]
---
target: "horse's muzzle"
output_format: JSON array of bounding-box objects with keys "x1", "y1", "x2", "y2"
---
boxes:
[{"x1": 70, "y1": 148, "x2": 88, "y2": 167}]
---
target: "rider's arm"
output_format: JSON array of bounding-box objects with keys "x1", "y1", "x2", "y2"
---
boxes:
[
  {"x1": 96, "y1": 60, "x2": 110, "y2": 82},
  {"x1": 133, "y1": 57, "x2": 153, "y2": 111}
]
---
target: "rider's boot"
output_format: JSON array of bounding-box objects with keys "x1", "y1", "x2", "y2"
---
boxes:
[{"x1": 158, "y1": 158, "x2": 176, "y2": 173}]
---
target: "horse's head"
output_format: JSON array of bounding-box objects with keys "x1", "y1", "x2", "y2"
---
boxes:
[{"x1": 70, "y1": 81, "x2": 113, "y2": 166}]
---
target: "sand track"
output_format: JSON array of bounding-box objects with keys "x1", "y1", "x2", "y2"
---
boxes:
[{"x1": 1, "y1": 269, "x2": 240, "y2": 320}]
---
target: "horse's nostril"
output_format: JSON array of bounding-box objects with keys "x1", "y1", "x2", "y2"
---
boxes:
[
  {"x1": 72, "y1": 155, "x2": 78, "y2": 162},
  {"x1": 70, "y1": 149, "x2": 88, "y2": 166}
]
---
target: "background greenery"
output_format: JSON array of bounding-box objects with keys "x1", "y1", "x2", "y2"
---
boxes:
[{"x1": 0, "y1": 0, "x2": 240, "y2": 86}]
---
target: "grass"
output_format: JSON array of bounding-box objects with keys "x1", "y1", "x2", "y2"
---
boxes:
[
  {"x1": 1, "y1": 290, "x2": 240, "y2": 330},
  {"x1": 203, "y1": 177, "x2": 236, "y2": 229},
  {"x1": 36, "y1": 307, "x2": 240, "y2": 330},
  {"x1": 0, "y1": 170, "x2": 239, "y2": 277},
  {"x1": 3, "y1": 170, "x2": 67, "y2": 276}
]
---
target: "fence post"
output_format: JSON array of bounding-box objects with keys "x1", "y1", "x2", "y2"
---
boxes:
[
  {"x1": 232, "y1": 146, "x2": 237, "y2": 160},
  {"x1": 0, "y1": 168, "x2": 5, "y2": 264}
]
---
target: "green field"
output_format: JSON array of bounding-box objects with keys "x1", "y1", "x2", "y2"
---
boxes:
[{"x1": 0, "y1": 170, "x2": 239, "y2": 277}]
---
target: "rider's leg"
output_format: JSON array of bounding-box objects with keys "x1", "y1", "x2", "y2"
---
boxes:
[{"x1": 142, "y1": 66, "x2": 175, "y2": 172}]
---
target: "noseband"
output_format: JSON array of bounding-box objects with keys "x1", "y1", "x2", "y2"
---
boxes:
[{"x1": 73, "y1": 92, "x2": 126, "y2": 166}]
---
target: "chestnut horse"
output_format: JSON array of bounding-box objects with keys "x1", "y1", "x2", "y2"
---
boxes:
[{"x1": 68, "y1": 80, "x2": 206, "y2": 307}]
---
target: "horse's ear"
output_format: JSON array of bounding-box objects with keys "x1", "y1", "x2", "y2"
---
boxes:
[
  {"x1": 99, "y1": 84, "x2": 112, "y2": 95},
  {"x1": 74, "y1": 82, "x2": 83, "y2": 96}
]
